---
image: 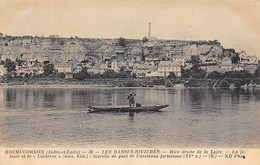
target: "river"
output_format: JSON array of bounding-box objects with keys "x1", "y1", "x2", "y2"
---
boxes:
[{"x1": 0, "y1": 87, "x2": 259, "y2": 148}]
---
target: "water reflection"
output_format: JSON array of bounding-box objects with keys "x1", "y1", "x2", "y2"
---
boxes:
[
  {"x1": 0, "y1": 87, "x2": 259, "y2": 147},
  {"x1": 1, "y1": 87, "x2": 259, "y2": 113}
]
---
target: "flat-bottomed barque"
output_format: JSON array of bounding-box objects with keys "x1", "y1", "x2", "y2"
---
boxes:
[{"x1": 88, "y1": 104, "x2": 169, "y2": 112}]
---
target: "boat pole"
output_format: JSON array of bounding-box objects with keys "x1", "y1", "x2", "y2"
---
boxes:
[{"x1": 119, "y1": 92, "x2": 136, "y2": 111}]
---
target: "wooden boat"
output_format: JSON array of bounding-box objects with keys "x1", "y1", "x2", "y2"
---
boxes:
[{"x1": 87, "y1": 104, "x2": 169, "y2": 112}]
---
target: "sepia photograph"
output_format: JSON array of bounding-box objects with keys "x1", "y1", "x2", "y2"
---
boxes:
[{"x1": 0, "y1": 0, "x2": 259, "y2": 164}]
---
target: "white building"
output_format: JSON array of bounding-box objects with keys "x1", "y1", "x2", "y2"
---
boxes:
[
  {"x1": 239, "y1": 51, "x2": 258, "y2": 65},
  {"x1": 56, "y1": 67, "x2": 72, "y2": 73},
  {"x1": 145, "y1": 57, "x2": 159, "y2": 65},
  {"x1": 111, "y1": 60, "x2": 120, "y2": 72},
  {"x1": 132, "y1": 63, "x2": 156, "y2": 77},
  {"x1": 172, "y1": 55, "x2": 185, "y2": 66},
  {"x1": 146, "y1": 70, "x2": 163, "y2": 77},
  {"x1": 157, "y1": 61, "x2": 181, "y2": 77},
  {"x1": 233, "y1": 66, "x2": 245, "y2": 72},
  {"x1": 0, "y1": 65, "x2": 6, "y2": 76}
]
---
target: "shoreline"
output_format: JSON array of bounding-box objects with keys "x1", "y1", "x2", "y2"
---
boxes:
[
  {"x1": 0, "y1": 84, "x2": 181, "y2": 89},
  {"x1": 0, "y1": 84, "x2": 259, "y2": 89}
]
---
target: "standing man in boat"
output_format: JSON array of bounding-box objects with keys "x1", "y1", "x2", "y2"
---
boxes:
[{"x1": 127, "y1": 92, "x2": 136, "y2": 107}]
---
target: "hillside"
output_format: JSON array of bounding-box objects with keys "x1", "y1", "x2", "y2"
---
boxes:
[{"x1": 0, "y1": 36, "x2": 236, "y2": 67}]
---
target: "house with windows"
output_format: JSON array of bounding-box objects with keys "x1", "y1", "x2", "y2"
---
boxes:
[
  {"x1": 145, "y1": 57, "x2": 159, "y2": 65},
  {"x1": 219, "y1": 59, "x2": 233, "y2": 73},
  {"x1": 171, "y1": 55, "x2": 185, "y2": 66},
  {"x1": 111, "y1": 60, "x2": 120, "y2": 72},
  {"x1": 157, "y1": 61, "x2": 181, "y2": 77},
  {"x1": 200, "y1": 58, "x2": 219, "y2": 73},
  {"x1": 132, "y1": 63, "x2": 156, "y2": 77},
  {"x1": 239, "y1": 51, "x2": 258, "y2": 65}
]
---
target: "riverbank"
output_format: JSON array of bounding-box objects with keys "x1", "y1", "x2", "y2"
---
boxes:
[
  {"x1": 0, "y1": 75, "x2": 259, "y2": 88},
  {"x1": 0, "y1": 84, "x2": 182, "y2": 89},
  {"x1": 0, "y1": 82, "x2": 259, "y2": 89}
]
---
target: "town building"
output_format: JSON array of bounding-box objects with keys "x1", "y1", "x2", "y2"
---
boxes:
[
  {"x1": 145, "y1": 57, "x2": 159, "y2": 65},
  {"x1": 157, "y1": 61, "x2": 181, "y2": 77},
  {"x1": 111, "y1": 60, "x2": 120, "y2": 72},
  {"x1": 200, "y1": 58, "x2": 219, "y2": 73},
  {"x1": 0, "y1": 65, "x2": 6, "y2": 76},
  {"x1": 219, "y1": 59, "x2": 233, "y2": 73},
  {"x1": 171, "y1": 55, "x2": 185, "y2": 66},
  {"x1": 239, "y1": 51, "x2": 258, "y2": 65},
  {"x1": 132, "y1": 63, "x2": 156, "y2": 77},
  {"x1": 233, "y1": 66, "x2": 245, "y2": 72},
  {"x1": 56, "y1": 67, "x2": 72, "y2": 73}
]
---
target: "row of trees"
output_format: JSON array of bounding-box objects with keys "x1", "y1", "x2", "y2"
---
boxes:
[
  {"x1": 181, "y1": 68, "x2": 258, "y2": 80},
  {"x1": 73, "y1": 67, "x2": 134, "y2": 80}
]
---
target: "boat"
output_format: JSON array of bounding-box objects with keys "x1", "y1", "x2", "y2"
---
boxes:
[{"x1": 87, "y1": 104, "x2": 169, "y2": 112}]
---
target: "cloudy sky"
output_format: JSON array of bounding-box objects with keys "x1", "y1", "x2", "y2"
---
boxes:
[{"x1": 1, "y1": 0, "x2": 260, "y2": 58}]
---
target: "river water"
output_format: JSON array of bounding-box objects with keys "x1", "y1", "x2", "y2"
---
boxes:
[{"x1": 0, "y1": 87, "x2": 259, "y2": 148}]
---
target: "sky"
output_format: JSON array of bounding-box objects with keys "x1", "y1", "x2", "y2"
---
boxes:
[{"x1": 0, "y1": 0, "x2": 260, "y2": 58}]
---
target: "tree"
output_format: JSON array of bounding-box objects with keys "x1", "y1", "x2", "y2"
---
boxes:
[
  {"x1": 219, "y1": 79, "x2": 230, "y2": 87},
  {"x1": 181, "y1": 68, "x2": 190, "y2": 78},
  {"x1": 118, "y1": 37, "x2": 126, "y2": 47},
  {"x1": 118, "y1": 66, "x2": 132, "y2": 78},
  {"x1": 57, "y1": 39, "x2": 65, "y2": 45},
  {"x1": 4, "y1": 59, "x2": 16, "y2": 72},
  {"x1": 231, "y1": 54, "x2": 240, "y2": 64},
  {"x1": 101, "y1": 70, "x2": 118, "y2": 78},
  {"x1": 234, "y1": 80, "x2": 241, "y2": 88},
  {"x1": 142, "y1": 37, "x2": 148, "y2": 43},
  {"x1": 254, "y1": 65, "x2": 260, "y2": 78},
  {"x1": 189, "y1": 56, "x2": 206, "y2": 78},
  {"x1": 168, "y1": 72, "x2": 176, "y2": 78},
  {"x1": 56, "y1": 72, "x2": 65, "y2": 79},
  {"x1": 43, "y1": 64, "x2": 55, "y2": 76},
  {"x1": 189, "y1": 55, "x2": 206, "y2": 78},
  {"x1": 224, "y1": 71, "x2": 252, "y2": 79},
  {"x1": 206, "y1": 71, "x2": 222, "y2": 79},
  {"x1": 190, "y1": 55, "x2": 201, "y2": 66},
  {"x1": 74, "y1": 67, "x2": 89, "y2": 80},
  {"x1": 191, "y1": 70, "x2": 207, "y2": 79},
  {"x1": 119, "y1": 66, "x2": 126, "y2": 72}
]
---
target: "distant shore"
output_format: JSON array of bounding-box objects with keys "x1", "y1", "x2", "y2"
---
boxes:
[
  {"x1": 1, "y1": 72, "x2": 259, "y2": 89},
  {"x1": 0, "y1": 84, "x2": 180, "y2": 89},
  {"x1": 0, "y1": 83, "x2": 259, "y2": 89}
]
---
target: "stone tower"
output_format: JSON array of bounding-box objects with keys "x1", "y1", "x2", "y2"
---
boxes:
[{"x1": 148, "y1": 22, "x2": 151, "y2": 39}]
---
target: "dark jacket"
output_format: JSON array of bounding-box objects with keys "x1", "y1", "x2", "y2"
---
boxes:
[{"x1": 128, "y1": 93, "x2": 136, "y2": 104}]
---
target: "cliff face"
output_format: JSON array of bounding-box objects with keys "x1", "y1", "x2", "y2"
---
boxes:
[
  {"x1": 0, "y1": 36, "x2": 235, "y2": 66},
  {"x1": 141, "y1": 40, "x2": 225, "y2": 63}
]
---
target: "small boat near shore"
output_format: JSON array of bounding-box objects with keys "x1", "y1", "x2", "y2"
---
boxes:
[{"x1": 87, "y1": 104, "x2": 169, "y2": 112}]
